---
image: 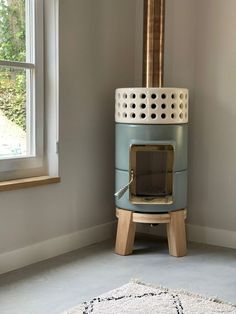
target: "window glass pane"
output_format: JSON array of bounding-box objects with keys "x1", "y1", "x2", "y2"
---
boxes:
[
  {"x1": 0, "y1": 66, "x2": 29, "y2": 158},
  {"x1": 0, "y1": 0, "x2": 26, "y2": 62}
]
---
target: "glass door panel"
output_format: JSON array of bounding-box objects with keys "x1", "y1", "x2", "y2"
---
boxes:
[{"x1": 130, "y1": 145, "x2": 174, "y2": 204}]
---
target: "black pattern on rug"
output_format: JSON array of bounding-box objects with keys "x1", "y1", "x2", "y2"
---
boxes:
[
  {"x1": 171, "y1": 293, "x2": 184, "y2": 314},
  {"x1": 82, "y1": 290, "x2": 184, "y2": 314}
]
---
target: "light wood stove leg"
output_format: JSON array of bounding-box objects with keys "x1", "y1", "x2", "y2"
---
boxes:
[
  {"x1": 167, "y1": 210, "x2": 187, "y2": 257},
  {"x1": 115, "y1": 209, "x2": 136, "y2": 256}
]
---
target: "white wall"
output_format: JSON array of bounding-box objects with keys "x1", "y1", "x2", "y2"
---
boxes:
[
  {"x1": 188, "y1": 0, "x2": 236, "y2": 232},
  {"x1": 165, "y1": 0, "x2": 236, "y2": 233},
  {"x1": 0, "y1": 0, "x2": 137, "y2": 272},
  {"x1": 137, "y1": 0, "x2": 236, "y2": 247}
]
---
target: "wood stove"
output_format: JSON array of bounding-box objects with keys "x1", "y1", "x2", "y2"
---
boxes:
[{"x1": 114, "y1": 0, "x2": 188, "y2": 257}]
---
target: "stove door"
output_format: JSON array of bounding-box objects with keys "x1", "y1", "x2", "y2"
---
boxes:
[{"x1": 130, "y1": 144, "x2": 174, "y2": 204}]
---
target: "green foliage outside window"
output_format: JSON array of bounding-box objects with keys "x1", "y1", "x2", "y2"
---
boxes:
[{"x1": 0, "y1": 0, "x2": 26, "y2": 131}]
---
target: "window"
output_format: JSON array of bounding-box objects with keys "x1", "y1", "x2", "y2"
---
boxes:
[{"x1": 0, "y1": 0, "x2": 45, "y2": 180}]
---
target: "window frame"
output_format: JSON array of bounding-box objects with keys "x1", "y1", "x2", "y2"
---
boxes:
[{"x1": 0, "y1": 0, "x2": 45, "y2": 180}]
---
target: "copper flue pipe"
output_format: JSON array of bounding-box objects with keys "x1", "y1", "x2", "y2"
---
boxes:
[{"x1": 143, "y1": 0, "x2": 165, "y2": 87}]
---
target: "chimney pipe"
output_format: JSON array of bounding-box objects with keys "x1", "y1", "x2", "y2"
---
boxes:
[{"x1": 142, "y1": 0, "x2": 165, "y2": 87}]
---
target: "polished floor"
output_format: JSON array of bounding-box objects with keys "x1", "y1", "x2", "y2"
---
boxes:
[{"x1": 0, "y1": 235, "x2": 235, "y2": 314}]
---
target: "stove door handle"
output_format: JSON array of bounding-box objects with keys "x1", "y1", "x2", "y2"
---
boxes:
[{"x1": 114, "y1": 170, "x2": 134, "y2": 200}]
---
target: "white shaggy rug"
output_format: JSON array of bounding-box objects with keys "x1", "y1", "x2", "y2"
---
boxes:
[{"x1": 63, "y1": 281, "x2": 236, "y2": 314}]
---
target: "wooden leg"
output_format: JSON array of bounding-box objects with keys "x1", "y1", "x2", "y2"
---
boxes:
[
  {"x1": 167, "y1": 210, "x2": 187, "y2": 257},
  {"x1": 115, "y1": 209, "x2": 136, "y2": 256}
]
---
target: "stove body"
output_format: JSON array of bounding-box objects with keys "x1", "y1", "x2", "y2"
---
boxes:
[{"x1": 115, "y1": 87, "x2": 188, "y2": 213}]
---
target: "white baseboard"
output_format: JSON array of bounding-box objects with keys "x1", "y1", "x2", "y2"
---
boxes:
[
  {"x1": 1, "y1": 221, "x2": 235, "y2": 275},
  {"x1": 137, "y1": 223, "x2": 236, "y2": 250},
  {"x1": 0, "y1": 221, "x2": 116, "y2": 275},
  {"x1": 186, "y1": 224, "x2": 236, "y2": 250}
]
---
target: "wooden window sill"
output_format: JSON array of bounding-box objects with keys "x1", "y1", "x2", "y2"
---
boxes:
[{"x1": 0, "y1": 176, "x2": 60, "y2": 192}]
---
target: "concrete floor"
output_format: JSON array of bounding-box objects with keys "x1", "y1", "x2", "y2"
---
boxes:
[{"x1": 0, "y1": 236, "x2": 235, "y2": 314}]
